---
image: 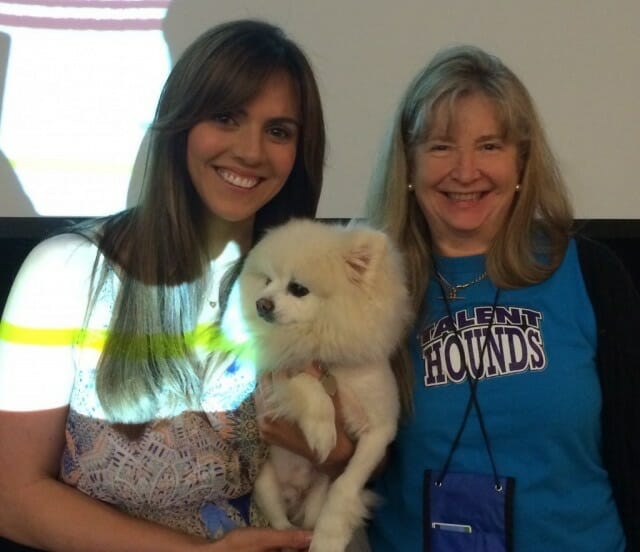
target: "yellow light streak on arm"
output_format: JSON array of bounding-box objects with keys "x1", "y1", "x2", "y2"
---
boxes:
[
  {"x1": 0, "y1": 321, "x2": 106, "y2": 349},
  {"x1": 0, "y1": 321, "x2": 250, "y2": 358}
]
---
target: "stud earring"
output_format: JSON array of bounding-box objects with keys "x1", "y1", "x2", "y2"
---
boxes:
[
  {"x1": 515, "y1": 184, "x2": 521, "y2": 192},
  {"x1": 407, "y1": 183, "x2": 414, "y2": 192}
]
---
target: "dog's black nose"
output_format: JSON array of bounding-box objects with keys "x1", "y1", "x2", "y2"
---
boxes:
[{"x1": 256, "y1": 297, "x2": 275, "y2": 321}]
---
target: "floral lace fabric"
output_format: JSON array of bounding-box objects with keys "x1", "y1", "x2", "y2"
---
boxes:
[{"x1": 60, "y1": 395, "x2": 268, "y2": 539}]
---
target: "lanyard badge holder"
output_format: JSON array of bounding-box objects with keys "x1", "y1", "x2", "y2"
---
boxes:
[{"x1": 423, "y1": 283, "x2": 515, "y2": 552}]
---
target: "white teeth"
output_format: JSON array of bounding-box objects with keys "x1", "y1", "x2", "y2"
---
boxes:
[
  {"x1": 448, "y1": 192, "x2": 482, "y2": 201},
  {"x1": 217, "y1": 168, "x2": 260, "y2": 189}
]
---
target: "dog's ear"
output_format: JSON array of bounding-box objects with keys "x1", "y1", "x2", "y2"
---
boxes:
[{"x1": 343, "y1": 228, "x2": 389, "y2": 285}]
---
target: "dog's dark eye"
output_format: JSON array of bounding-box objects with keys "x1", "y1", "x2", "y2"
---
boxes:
[
  {"x1": 287, "y1": 281, "x2": 309, "y2": 297},
  {"x1": 265, "y1": 277, "x2": 272, "y2": 285}
]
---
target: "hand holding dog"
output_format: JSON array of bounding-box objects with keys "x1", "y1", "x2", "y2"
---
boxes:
[
  {"x1": 255, "y1": 367, "x2": 355, "y2": 479},
  {"x1": 204, "y1": 526, "x2": 312, "y2": 551}
]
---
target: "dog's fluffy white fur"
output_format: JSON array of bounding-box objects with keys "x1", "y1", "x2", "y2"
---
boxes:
[{"x1": 223, "y1": 219, "x2": 411, "y2": 552}]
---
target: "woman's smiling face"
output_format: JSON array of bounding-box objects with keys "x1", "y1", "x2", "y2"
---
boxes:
[
  {"x1": 412, "y1": 92, "x2": 520, "y2": 257},
  {"x1": 186, "y1": 71, "x2": 300, "y2": 229}
]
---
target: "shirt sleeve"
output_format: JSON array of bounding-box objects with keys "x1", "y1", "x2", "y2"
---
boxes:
[{"x1": 0, "y1": 233, "x2": 99, "y2": 411}]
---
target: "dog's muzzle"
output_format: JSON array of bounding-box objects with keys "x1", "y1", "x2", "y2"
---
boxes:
[{"x1": 256, "y1": 297, "x2": 275, "y2": 322}]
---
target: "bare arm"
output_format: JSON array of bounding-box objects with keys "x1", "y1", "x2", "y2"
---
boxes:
[{"x1": 0, "y1": 237, "x2": 199, "y2": 550}]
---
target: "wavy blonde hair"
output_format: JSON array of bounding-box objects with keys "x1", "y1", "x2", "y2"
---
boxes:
[{"x1": 366, "y1": 45, "x2": 573, "y2": 415}]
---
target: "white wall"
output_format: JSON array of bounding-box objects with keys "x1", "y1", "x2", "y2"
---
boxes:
[{"x1": 1, "y1": 0, "x2": 638, "y2": 219}]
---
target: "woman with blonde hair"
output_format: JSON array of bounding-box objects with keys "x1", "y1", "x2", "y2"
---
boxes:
[
  {"x1": 0, "y1": 19, "x2": 332, "y2": 551},
  {"x1": 366, "y1": 45, "x2": 639, "y2": 551}
]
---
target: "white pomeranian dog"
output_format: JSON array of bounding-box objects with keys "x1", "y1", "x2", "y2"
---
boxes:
[{"x1": 222, "y1": 218, "x2": 411, "y2": 552}]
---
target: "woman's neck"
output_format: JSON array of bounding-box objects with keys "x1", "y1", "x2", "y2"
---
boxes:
[
  {"x1": 433, "y1": 240, "x2": 488, "y2": 258},
  {"x1": 205, "y1": 216, "x2": 254, "y2": 261}
]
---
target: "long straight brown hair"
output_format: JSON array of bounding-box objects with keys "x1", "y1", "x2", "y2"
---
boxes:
[{"x1": 82, "y1": 20, "x2": 325, "y2": 423}]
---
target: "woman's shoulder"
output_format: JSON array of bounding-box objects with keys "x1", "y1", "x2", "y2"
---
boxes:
[
  {"x1": 20, "y1": 232, "x2": 105, "y2": 286},
  {"x1": 23, "y1": 232, "x2": 100, "y2": 270},
  {"x1": 2, "y1": 233, "x2": 102, "y2": 326}
]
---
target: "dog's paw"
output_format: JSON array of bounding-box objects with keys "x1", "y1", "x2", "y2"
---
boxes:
[
  {"x1": 309, "y1": 527, "x2": 351, "y2": 552},
  {"x1": 271, "y1": 518, "x2": 296, "y2": 531},
  {"x1": 300, "y1": 417, "x2": 337, "y2": 463},
  {"x1": 309, "y1": 484, "x2": 370, "y2": 552}
]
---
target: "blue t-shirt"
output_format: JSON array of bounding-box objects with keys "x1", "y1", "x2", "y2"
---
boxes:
[{"x1": 368, "y1": 240, "x2": 625, "y2": 551}]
